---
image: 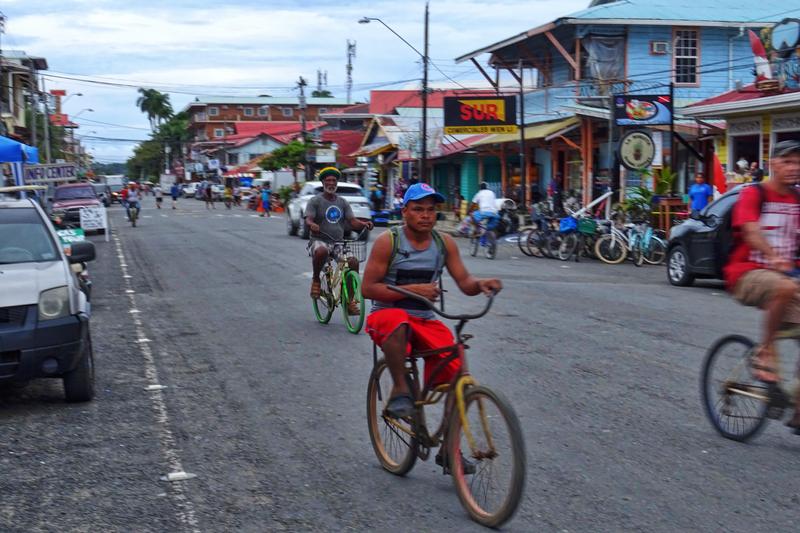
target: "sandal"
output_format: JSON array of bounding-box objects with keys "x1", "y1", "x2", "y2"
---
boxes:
[
  {"x1": 436, "y1": 451, "x2": 477, "y2": 476},
  {"x1": 310, "y1": 279, "x2": 321, "y2": 299},
  {"x1": 385, "y1": 394, "x2": 415, "y2": 419}
]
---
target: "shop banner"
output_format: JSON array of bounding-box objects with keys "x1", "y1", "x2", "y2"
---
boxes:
[
  {"x1": 444, "y1": 96, "x2": 519, "y2": 134},
  {"x1": 613, "y1": 94, "x2": 672, "y2": 126}
]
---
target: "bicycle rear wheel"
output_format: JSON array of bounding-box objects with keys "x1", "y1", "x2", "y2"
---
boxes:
[
  {"x1": 312, "y1": 273, "x2": 335, "y2": 324},
  {"x1": 517, "y1": 228, "x2": 534, "y2": 257},
  {"x1": 644, "y1": 237, "x2": 667, "y2": 265},
  {"x1": 525, "y1": 229, "x2": 545, "y2": 258},
  {"x1": 447, "y1": 385, "x2": 526, "y2": 528},
  {"x1": 367, "y1": 359, "x2": 418, "y2": 475},
  {"x1": 701, "y1": 335, "x2": 768, "y2": 442},
  {"x1": 484, "y1": 231, "x2": 497, "y2": 260},
  {"x1": 470, "y1": 236, "x2": 479, "y2": 257},
  {"x1": 130, "y1": 208, "x2": 138, "y2": 227},
  {"x1": 342, "y1": 270, "x2": 365, "y2": 334}
]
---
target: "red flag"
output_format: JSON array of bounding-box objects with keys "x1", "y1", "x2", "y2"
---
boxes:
[{"x1": 712, "y1": 153, "x2": 727, "y2": 194}]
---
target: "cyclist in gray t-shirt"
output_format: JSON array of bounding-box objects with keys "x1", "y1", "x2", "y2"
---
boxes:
[{"x1": 306, "y1": 167, "x2": 373, "y2": 313}]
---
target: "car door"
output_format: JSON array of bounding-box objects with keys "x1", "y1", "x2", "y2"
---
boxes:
[{"x1": 689, "y1": 192, "x2": 739, "y2": 274}]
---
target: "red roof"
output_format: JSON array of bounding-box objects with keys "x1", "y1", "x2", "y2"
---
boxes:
[
  {"x1": 320, "y1": 130, "x2": 364, "y2": 167},
  {"x1": 368, "y1": 89, "x2": 496, "y2": 114},
  {"x1": 687, "y1": 84, "x2": 792, "y2": 107},
  {"x1": 226, "y1": 121, "x2": 326, "y2": 141},
  {"x1": 325, "y1": 103, "x2": 370, "y2": 115}
]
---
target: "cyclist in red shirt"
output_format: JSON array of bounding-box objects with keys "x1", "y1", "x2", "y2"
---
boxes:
[{"x1": 724, "y1": 140, "x2": 800, "y2": 429}]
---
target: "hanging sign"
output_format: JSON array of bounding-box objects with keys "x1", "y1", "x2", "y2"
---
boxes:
[
  {"x1": 613, "y1": 94, "x2": 673, "y2": 126},
  {"x1": 618, "y1": 130, "x2": 656, "y2": 170},
  {"x1": 444, "y1": 96, "x2": 519, "y2": 134}
]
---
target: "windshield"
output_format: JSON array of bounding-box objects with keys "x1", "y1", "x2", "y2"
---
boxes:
[
  {"x1": 0, "y1": 208, "x2": 60, "y2": 264},
  {"x1": 55, "y1": 186, "x2": 95, "y2": 200},
  {"x1": 109, "y1": 184, "x2": 124, "y2": 193}
]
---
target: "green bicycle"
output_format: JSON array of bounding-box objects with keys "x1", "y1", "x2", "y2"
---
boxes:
[{"x1": 311, "y1": 232, "x2": 367, "y2": 334}]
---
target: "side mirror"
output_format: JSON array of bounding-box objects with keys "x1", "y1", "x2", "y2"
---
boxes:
[{"x1": 68, "y1": 241, "x2": 96, "y2": 264}]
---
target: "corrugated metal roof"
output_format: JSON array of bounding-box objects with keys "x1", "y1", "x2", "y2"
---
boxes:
[{"x1": 566, "y1": 0, "x2": 787, "y2": 24}]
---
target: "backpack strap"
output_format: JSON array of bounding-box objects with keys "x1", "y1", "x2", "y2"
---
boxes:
[{"x1": 388, "y1": 225, "x2": 448, "y2": 263}]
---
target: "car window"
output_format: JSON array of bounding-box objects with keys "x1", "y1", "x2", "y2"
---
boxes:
[
  {"x1": 703, "y1": 193, "x2": 738, "y2": 218},
  {"x1": 0, "y1": 208, "x2": 59, "y2": 264},
  {"x1": 55, "y1": 186, "x2": 95, "y2": 200}
]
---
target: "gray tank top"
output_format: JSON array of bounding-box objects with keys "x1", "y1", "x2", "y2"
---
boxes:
[{"x1": 372, "y1": 227, "x2": 445, "y2": 319}]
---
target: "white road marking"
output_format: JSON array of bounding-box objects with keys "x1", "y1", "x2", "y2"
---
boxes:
[
  {"x1": 112, "y1": 233, "x2": 201, "y2": 532},
  {"x1": 299, "y1": 272, "x2": 314, "y2": 279},
  {"x1": 126, "y1": 289, "x2": 135, "y2": 294}
]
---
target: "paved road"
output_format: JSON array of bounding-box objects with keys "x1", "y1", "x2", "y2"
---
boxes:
[{"x1": 2, "y1": 197, "x2": 799, "y2": 532}]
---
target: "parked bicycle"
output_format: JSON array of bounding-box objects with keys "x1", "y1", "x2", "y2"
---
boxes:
[
  {"x1": 367, "y1": 286, "x2": 526, "y2": 527},
  {"x1": 310, "y1": 230, "x2": 367, "y2": 334},
  {"x1": 594, "y1": 220, "x2": 666, "y2": 266},
  {"x1": 701, "y1": 326, "x2": 800, "y2": 442}
]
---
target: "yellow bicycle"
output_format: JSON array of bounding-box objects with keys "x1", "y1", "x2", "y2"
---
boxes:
[{"x1": 366, "y1": 286, "x2": 526, "y2": 528}]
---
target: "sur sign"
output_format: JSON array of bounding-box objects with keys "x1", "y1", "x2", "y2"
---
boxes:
[{"x1": 444, "y1": 96, "x2": 518, "y2": 134}]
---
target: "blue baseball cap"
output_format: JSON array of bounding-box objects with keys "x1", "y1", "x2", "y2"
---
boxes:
[{"x1": 403, "y1": 183, "x2": 445, "y2": 206}]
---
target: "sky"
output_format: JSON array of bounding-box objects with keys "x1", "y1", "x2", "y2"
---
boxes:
[{"x1": 2, "y1": 0, "x2": 588, "y2": 163}]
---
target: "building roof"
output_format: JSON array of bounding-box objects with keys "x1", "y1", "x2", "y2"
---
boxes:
[
  {"x1": 319, "y1": 130, "x2": 364, "y2": 167},
  {"x1": 681, "y1": 87, "x2": 800, "y2": 117},
  {"x1": 224, "y1": 121, "x2": 326, "y2": 142},
  {"x1": 1, "y1": 50, "x2": 48, "y2": 70},
  {"x1": 368, "y1": 89, "x2": 496, "y2": 114},
  {"x1": 323, "y1": 103, "x2": 370, "y2": 115},
  {"x1": 456, "y1": 0, "x2": 781, "y2": 63}
]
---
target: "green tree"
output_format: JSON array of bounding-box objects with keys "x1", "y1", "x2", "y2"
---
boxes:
[
  {"x1": 259, "y1": 140, "x2": 308, "y2": 181},
  {"x1": 136, "y1": 88, "x2": 174, "y2": 131},
  {"x1": 126, "y1": 113, "x2": 190, "y2": 181},
  {"x1": 311, "y1": 90, "x2": 333, "y2": 98}
]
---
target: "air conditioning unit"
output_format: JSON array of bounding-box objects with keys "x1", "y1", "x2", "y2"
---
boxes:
[{"x1": 650, "y1": 41, "x2": 669, "y2": 55}]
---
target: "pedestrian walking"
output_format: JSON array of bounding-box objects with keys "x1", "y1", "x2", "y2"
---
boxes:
[
  {"x1": 170, "y1": 183, "x2": 180, "y2": 209},
  {"x1": 260, "y1": 182, "x2": 271, "y2": 217},
  {"x1": 233, "y1": 185, "x2": 241, "y2": 207},
  {"x1": 688, "y1": 175, "x2": 713, "y2": 214},
  {"x1": 154, "y1": 184, "x2": 163, "y2": 209},
  {"x1": 204, "y1": 183, "x2": 215, "y2": 210}
]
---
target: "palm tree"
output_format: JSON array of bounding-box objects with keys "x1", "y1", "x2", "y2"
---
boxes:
[{"x1": 136, "y1": 88, "x2": 174, "y2": 131}]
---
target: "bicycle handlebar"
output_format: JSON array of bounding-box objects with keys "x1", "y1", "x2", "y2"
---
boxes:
[
  {"x1": 387, "y1": 285, "x2": 496, "y2": 321},
  {"x1": 314, "y1": 226, "x2": 369, "y2": 242}
]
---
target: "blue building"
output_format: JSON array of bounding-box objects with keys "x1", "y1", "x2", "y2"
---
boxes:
[{"x1": 451, "y1": 0, "x2": 782, "y2": 204}]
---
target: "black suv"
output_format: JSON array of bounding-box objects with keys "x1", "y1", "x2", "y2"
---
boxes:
[{"x1": 666, "y1": 185, "x2": 745, "y2": 286}]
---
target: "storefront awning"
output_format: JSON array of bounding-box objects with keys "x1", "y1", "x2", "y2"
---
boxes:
[
  {"x1": 471, "y1": 117, "x2": 579, "y2": 146},
  {"x1": 352, "y1": 141, "x2": 395, "y2": 157}
]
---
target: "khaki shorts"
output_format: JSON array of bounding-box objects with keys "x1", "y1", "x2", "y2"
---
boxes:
[
  {"x1": 733, "y1": 269, "x2": 800, "y2": 324},
  {"x1": 308, "y1": 239, "x2": 332, "y2": 256}
]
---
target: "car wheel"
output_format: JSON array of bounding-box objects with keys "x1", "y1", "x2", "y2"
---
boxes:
[
  {"x1": 299, "y1": 213, "x2": 310, "y2": 240},
  {"x1": 667, "y1": 245, "x2": 694, "y2": 286},
  {"x1": 286, "y1": 212, "x2": 298, "y2": 236},
  {"x1": 63, "y1": 332, "x2": 95, "y2": 402}
]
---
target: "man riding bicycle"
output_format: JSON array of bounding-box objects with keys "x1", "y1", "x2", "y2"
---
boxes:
[
  {"x1": 361, "y1": 183, "x2": 502, "y2": 419},
  {"x1": 307, "y1": 167, "x2": 373, "y2": 315},
  {"x1": 725, "y1": 140, "x2": 800, "y2": 431},
  {"x1": 125, "y1": 182, "x2": 141, "y2": 221},
  {"x1": 470, "y1": 181, "x2": 500, "y2": 235}
]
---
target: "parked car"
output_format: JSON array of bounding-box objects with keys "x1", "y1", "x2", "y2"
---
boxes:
[
  {"x1": 182, "y1": 182, "x2": 198, "y2": 198},
  {"x1": 286, "y1": 181, "x2": 373, "y2": 241},
  {"x1": 91, "y1": 183, "x2": 111, "y2": 207},
  {"x1": 0, "y1": 188, "x2": 96, "y2": 402},
  {"x1": 666, "y1": 185, "x2": 743, "y2": 286},
  {"x1": 50, "y1": 182, "x2": 104, "y2": 229},
  {"x1": 211, "y1": 183, "x2": 225, "y2": 200}
]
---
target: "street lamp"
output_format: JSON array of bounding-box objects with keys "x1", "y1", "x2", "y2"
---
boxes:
[
  {"x1": 61, "y1": 92, "x2": 83, "y2": 106},
  {"x1": 73, "y1": 108, "x2": 94, "y2": 119},
  {"x1": 359, "y1": 2, "x2": 430, "y2": 182}
]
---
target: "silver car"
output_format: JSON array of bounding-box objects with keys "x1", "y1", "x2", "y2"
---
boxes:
[{"x1": 286, "y1": 181, "x2": 372, "y2": 241}]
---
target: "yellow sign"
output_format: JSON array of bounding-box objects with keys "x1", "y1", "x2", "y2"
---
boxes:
[
  {"x1": 444, "y1": 125, "x2": 519, "y2": 135},
  {"x1": 458, "y1": 98, "x2": 508, "y2": 122}
]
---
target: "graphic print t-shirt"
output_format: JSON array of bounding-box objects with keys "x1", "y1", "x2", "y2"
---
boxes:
[
  {"x1": 306, "y1": 194, "x2": 354, "y2": 242},
  {"x1": 724, "y1": 185, "x2": 800, "y2": 289}
]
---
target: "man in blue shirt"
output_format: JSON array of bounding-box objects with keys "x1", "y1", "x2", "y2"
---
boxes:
[{"x1": 688, "y1": 175, "x2": 713, "y2": 213}]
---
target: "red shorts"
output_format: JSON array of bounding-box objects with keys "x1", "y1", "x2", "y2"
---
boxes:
[{"x1": 366, "y1": 308, "x2": 461, "y2": 387}]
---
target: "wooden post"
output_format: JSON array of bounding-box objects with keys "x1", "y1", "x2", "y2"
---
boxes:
[{"x1": 500, "y1": 144, "x2": 508, "y2": 193}]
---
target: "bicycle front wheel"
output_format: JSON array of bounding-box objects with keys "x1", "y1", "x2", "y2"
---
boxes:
[
  {"x1": 701, "y1": 335, "x2": 768, "y2": 442},
  {"x1": 447, "y1": 385, "x2": 526, "y2": 528},
  {"x1": 342, "y1": 270, "x2": 365, "y2": 334},
  {"x1": 312, "y1": 274, "x2": 335, "y2": 324},
  {"x1": 517, "y1": 228, "x2": 534, "y2": 257},
  {"x1": 594, "y1": 234, "x2": 627, "y2": 264},
  {"x1": 525, "y1": 229, "x2": 545, "y2": 258},
  {"x1": 367, "y1": 358, "x2": 418, "y2": 475},
  {"x1": 557, "y1": 233, "x2": 579, "y2": 261},
  {"x1": 644, "y1": 237, "x2": 667, "y2": 265}
]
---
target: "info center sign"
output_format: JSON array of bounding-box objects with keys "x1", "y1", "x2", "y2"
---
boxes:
[{"x1": 444, "y1": 96, "x2": 519, "y2": 135}]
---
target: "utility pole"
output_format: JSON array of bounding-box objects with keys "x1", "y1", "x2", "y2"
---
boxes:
[
  {"x1": 41, "y1": 76, "x2": 52, "y2": 163},
  {"x1": 420, "y1": 1, "x2": 429, "y2": 183},
  {"x1": 298, "y1": 76, "x2": 309, "y2": 181},
  {"x1": 29, "y1": 72, "x2": 38, "y2": 149},
  {"x1": 518, "y1": 58, "x2": 526, "y2": 206},
  {"x1": 346, "y1": 40, "x2": 356, "y2": 105}
]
